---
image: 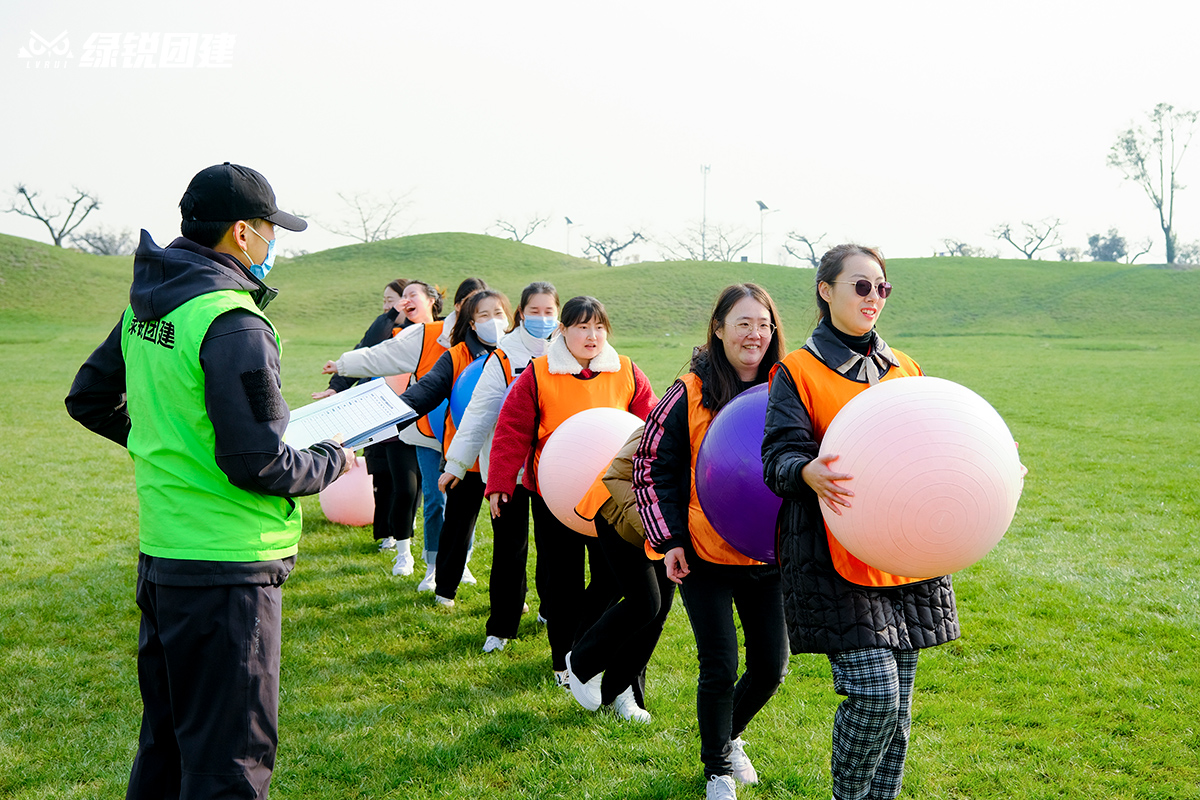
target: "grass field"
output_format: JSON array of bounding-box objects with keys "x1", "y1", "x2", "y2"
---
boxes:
[{"x1": 1, "y1": 231, "x2": 1198, "y2": 798}]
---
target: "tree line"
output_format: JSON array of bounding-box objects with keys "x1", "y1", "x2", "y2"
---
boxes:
[{"x1": 7, "y1": 103, "x2": 1197, "y2": 265}]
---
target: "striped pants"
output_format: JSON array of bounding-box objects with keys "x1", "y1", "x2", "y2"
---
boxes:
[{"x1": 828, "y1": 648, "x2": 919, "y2": 800}]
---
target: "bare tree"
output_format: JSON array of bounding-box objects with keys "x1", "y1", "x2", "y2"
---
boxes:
[
  {"x1": 1125, "y1": 237, "x2": 1153, "y2": 264},
  {"x1": 73, "y1": 225, "x2": 136, "y2": 256},
  {"x1": 939, "y1": 239, "x2": 979, "y2": 257},
  {"x1": 1108, "y1": 103, "x2": 1199, "y2": 264},
  {"x1": 783, "y1": 232, "x2": 826, "y2": 267},
  {"x1": 992, "y1": 218, "x2": 1063, "y2": 259},
  {"x1": 490, "y1": 215, "x2": 549, "y2": 243},
  {"x1": 1057, "y1": 246, "x2": 1083, "y2": 262},
  {"x1": 6, "y1": 184, "x2": 100, "y2": 247},
  {"x1": 661, "y1": 223, "x2": 754, "y2": 262},
  {"x1": 324, "y1": 191, "x2": 413, "y2": 243},
  {"x1": 583, "y1": 231, "x2": 644, "y2": 266}
]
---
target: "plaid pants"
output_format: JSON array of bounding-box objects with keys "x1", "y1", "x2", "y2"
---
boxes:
[{"x1": 828, "y1": 648, "x2": 919, "y2": 800}]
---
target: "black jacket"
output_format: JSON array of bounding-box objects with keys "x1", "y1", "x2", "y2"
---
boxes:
[
  {"x1": 65, "y1": 230, "x2": 346, "y2": 585},
  {"x1": 761, "y1": 322, "x2": 959, "y2": 654}
]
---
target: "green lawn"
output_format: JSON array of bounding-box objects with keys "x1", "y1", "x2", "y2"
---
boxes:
[{"x1": 1, "y1": 232, "x2": 1198, "y2": 798}]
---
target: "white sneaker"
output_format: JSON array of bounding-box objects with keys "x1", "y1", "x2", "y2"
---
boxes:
[
  {"x1": 482, "y1": 635, "x2": 507, "y2": 653},
  {"x1": 611, "y1": 686, "x2": 651, "y2": 724},
  {"x1": 460, "y1": 565, "x2": 477, "y2": 585},
  {"x1": 391, "y1": 547, "x2": 415, "y2": 577},
  {"x1": 377, "y1": 536, "x2": 398, "y2": 551},
  {"x1": 417, "y1": 563, "x2": 437, "y2": 592},
  {"x1": 565, "y1": 652, "x2": 602, "y2": 710},
  {"x1": 729, "y1": 737, "x2": 759, "y2": 785},
  {"x1": 433, "y1": 594, "x2": 455, "y2": 608},
  {"x1": 706, "y1": 774, "x2": 737, "y2": 800}
]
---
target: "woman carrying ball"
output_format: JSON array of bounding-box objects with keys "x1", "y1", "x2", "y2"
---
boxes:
[
  {"x1": 633, "y1": 284, "x2": 789, "y2": 799},
  {"x1": 439, "y1": 281, "x2": 561, "y2": 650},
  {"x1": 761, "y1": 245, "x2": 959, "y2": 800},
  {"x1": 486, "y1": 296, "x2": 657, "y2": 688}
]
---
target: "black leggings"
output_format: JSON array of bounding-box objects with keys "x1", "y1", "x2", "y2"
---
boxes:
[
  {"x1": 569, "y1": 516, "x2": 676, "y2": 705},
  {"x1": 486, "y1": 486, "x2": 531, "y2": 639},
  {"x1": 529, "y1": 493, "x2": 620, "y2": 672},
  {"x1": 433, "y1": 471, "x2": 486, "y2": 599},
  {"x1": 679, "y1": 558, "x2": 789, "y2": 779},
  {"x1": 368, "y1": 440, "x2": 420, "y2": 542}
]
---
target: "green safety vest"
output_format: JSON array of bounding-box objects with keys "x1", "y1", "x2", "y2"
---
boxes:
[{"x1": 120, "y1": 290, "x2": 303, "y2": 561}]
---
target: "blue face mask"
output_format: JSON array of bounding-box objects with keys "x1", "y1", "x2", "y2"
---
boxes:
[
  {"x1": 244, "y1": 224, "x2": 277, "y2": 281},
  {"x1": 523, "y1": 316, "x2": 559, "y2": 339}
]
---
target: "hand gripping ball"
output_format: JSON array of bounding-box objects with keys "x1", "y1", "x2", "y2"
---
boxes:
[
  {"x1": 538, "y1": 407, "x2": 644, "y2": 535},
  {"x1": 319, "y1": 457, "x2": 374, "y2": 527},
  {"x1": 695, "y1": 384, "x2": 781, "y2": 563},
  {"x1": 450, "y1": 355, "x2": 487, "y2": 427},
  {"x1": 818, "y1": 376, "x2": 1023, "y2": 577}
]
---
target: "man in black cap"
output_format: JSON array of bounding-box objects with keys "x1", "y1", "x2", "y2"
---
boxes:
[{"x1": 66, "y1": 163, "x2": 353, "y2": 799}]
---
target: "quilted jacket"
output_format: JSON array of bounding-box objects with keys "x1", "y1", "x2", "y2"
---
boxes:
[{"x1": 761, "y1": 325, "x2": 960, "y2": 655}]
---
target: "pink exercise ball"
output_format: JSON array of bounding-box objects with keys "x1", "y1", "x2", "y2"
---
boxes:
[
  {"x1": 538, "y1": 407, "x2": 643, "y2": 535},
  {"x1": 818, "y1": 376, "x2": 1023, "y2": 578},
  {"x1": 319, "y1": 458, "x2": 374, "y2": 527}
]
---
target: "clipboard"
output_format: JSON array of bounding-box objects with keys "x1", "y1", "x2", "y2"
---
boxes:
[{"x1": 285, "y1": 378, "x2": 417, "y2": 450}]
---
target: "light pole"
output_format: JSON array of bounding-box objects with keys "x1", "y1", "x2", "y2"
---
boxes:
[
  {"x1": 565, "y1": 216, "x2": 574, "y2": 256},
  {"x1": 756, "y1": 200, "x2": 768, "y2": 264},
  {"x1": 701, "y1": 164, "x2": 711, "y2": 261}
]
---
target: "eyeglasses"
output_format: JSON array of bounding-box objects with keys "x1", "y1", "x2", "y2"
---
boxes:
[
  {"x1": 729, "y1": 321, "x2": 776, "y2": 336},
  {"x1": 831, "y1": 279, "x2": 892, "y2": 299}
]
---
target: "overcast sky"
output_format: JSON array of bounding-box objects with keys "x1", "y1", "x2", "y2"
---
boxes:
[{"x1": 4, "y1": 0, "x2": 1198, "y2": 264}]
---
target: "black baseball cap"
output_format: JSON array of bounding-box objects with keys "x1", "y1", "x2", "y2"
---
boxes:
[{"x1": 180, "y1": 162, "x2": 307, "y2": 231}]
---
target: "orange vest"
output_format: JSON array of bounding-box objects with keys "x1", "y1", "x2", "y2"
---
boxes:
[
  {"x1": 414, "y1": 321, "x2": 449, "y2": 440},
  {"x1": 679, "y1": 374, "x2": 762, "y2": 566},
  {"x1": 491, "y1": 348, "x2": 516, "y2": 386},
  {"x1": 444, "y1": 343, "x2": 482, "y2": 472},
  {"x1": 772, "y1": 346, "x2": 925, "y2": 587},
  {"x1": 530, "y1": 354, "x2": 636, "y2": 495}
]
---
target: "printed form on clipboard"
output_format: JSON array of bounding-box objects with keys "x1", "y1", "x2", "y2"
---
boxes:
[{"x1": 285, "y1": 378, "x2": 417, "y2": 450}]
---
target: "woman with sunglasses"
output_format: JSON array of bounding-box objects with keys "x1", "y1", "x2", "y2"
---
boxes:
[
  {"x1": 761, "y1": 244, "x2": 959, "y2": 800},
  {"x1": 633, "y1": 284, "x2": 789, "y2": 799}
]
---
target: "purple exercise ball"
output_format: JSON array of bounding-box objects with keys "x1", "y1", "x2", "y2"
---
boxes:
[{"x1": 695, "y1": 383, "x2": 781, "y2": 563}]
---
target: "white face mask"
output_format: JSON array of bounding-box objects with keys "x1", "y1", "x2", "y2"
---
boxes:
[{"x1": 474, "y1": 317, "x2": 507, "y2": 345}]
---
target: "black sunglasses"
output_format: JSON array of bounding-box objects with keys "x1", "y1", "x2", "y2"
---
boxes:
[{"x1": 832, "y1": 279, "x2": 892, "y2": 299}]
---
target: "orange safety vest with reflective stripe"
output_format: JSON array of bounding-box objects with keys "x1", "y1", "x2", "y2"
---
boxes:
[
  {"x1": 773, "y1": 346, "x2": 925, "y2": 587},
  {"x1": 413, "y1": 321, "x2": 448, "y2": 440},
  {"x1": 530, "y1": 354, "x2": 635, "y2": 498}
]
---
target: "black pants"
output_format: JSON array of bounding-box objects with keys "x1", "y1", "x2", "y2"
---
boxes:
[
  {"x1": 368, "y1": 439, "x2": 420, "y2": 542},
  {"x1": 485, "y1": 485, "x2": 531, "y2": 639},
  {"x1": 434, "y1": 471, "x2": 486, "y2": 599},
  {"x1": 128, "y1": 575, "x2": 281, "y2": 800},
  {"x1": 679, "y1": 558, "x2": 789, "y2": 779},
  {"x1": 570, "y1": 516, "x2": 676, "y2": 705},
  {"x1": 530, "y1": 493, "x2": 620, "y2": 672}
]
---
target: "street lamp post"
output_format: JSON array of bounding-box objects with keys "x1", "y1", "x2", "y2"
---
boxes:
[
  {"x1": 701, "y1": 164, "x2": 710, "y2": 261},
  {"x1": 565, "y1": 216, "x2": 574, "y2": 256},
  {"x1": 756, "y1": 200, "x2": 768, "y2": 264}
]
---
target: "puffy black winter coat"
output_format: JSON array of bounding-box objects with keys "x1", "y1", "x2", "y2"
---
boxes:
[{"x1": 761, "y1": 324, "x2": 960, "y2": 655}]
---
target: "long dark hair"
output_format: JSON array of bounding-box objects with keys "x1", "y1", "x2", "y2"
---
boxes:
[
  {"x1": 698, "y1": 283, "x2": 785, "y2": 414},
  {"x1": 454, "y1": 277, "x2": 488, "y2": 307},
  {"x1": 814, "y1": 244, "x2": 886, "y2": 324},
  {"x1": 511, "y1": 281, "x2": 559, "y2": 331},
  {"x1": 451, "y1": 288, "x2": 512, "y2": 346}
]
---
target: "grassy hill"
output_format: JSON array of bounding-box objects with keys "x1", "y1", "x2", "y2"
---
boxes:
[{"x1": 2, "y1": 232, "x2": 1199, "y2": 799}]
